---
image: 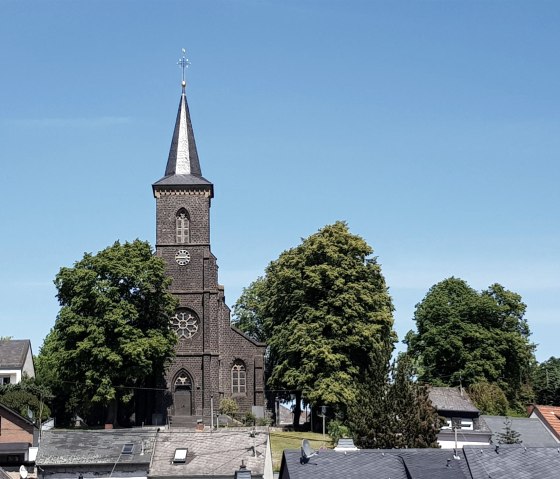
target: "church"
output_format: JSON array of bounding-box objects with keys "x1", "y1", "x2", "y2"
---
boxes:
[{"x1": 151, "y1": 72, "x2": 266, "y2": 425}]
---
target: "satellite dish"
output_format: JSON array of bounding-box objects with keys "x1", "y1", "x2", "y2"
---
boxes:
[
  {"x1": 20, "y1": 465, "x2": 28, "y2": 479},
  {"x1": 300, "y1": 439, "x2": 318, "y2": 464}
]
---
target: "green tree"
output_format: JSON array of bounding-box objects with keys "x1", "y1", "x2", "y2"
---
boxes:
[
  {"x1": 496, "y1": 417, "x2": 522, "y2": 444},
  {"x1": 346, "y1": 350, "x2": 394, "y2": 448},
  {"x1": 0, "y1": 378, "x2": 52, "y2": 422},
  {"x1": 467, "y1": 381, "x2": 509, "y2": 415},
  {"x1": 533, "y1": 357, "x2": 560, "y2": 406},
  {"x1": 405, "y1": 278, "x2": 535, "y2": 409},
  {"x1": 389, "y1": 356, "x2": 441, "y2": 448},
  {"x1": 347, "y1": 354, "x2": 440, "y2": 448},
  {"x1": 36, "y1": 240, "x2": 177, "y2": 426},
  {"x1": 231, "y1": 277, "x2": 267, "y2": 342},
  {"x1": 248, "y1": 222, "x2": 395, "y2": 427}
]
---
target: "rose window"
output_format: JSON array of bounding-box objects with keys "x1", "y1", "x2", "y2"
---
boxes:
[{"x1": 171, "y1": 311, "x2": 199, "y2": 339}]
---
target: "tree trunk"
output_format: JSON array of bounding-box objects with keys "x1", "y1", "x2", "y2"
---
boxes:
[
  {"x1": 105, "y1": 398, "x2": 118, "y2": 426},
  {"x1": 292, "y1": 391, "x2": 302, "y2": 430}
]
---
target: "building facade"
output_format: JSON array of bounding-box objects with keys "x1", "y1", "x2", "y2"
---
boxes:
[{"x1": 152, "y1": 80, "x2": 265, "y2": 422}]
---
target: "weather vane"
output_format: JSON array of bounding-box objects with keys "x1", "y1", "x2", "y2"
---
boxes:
[{"x1": 177, "y1": 48, "x2": 190, "y2": 89}]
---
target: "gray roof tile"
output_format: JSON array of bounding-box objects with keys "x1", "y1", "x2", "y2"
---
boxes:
[
  {"x1": 429, "y1": 387, "x2": 480, "y2": 414},
  {"x1": 0, "y1": 340, "x2": 31, "y2": 369},
  {"x1": 37, "y1": 429, "x2": 156, "y2": 466},
  {"x1": 464, "y1": 445, "x2": 560, "y2": 479},
  {"x1": 149, "y1": 428, "x2": 268, "y2": 478},
  {"x1": 280, "y1": 449, "x2": 471, "y2": 479},
  {"x1": 482, "y1": 415, "x2": 560, "y2": 446}
]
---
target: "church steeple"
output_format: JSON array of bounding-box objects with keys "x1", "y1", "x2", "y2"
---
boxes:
[
  {"x1": 164, "y1": 84, "x2": 202, "y2": 177},
  {"x1": 153, "y1": 51, "x2": 213, "y2": 196}
]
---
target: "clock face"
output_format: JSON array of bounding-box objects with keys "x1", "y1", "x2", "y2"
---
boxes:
[{"x1": 175, "y1": 249, "x2": 191, "y2": 265}]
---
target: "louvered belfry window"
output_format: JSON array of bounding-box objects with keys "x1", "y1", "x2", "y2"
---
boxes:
[{"x1": 176, "y1": 209, "x2": 190, "y2": 243}]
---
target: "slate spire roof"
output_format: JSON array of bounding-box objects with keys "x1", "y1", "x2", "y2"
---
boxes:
[{"x1": 153, "y1": 82, "x2": 213, "y2": 194}]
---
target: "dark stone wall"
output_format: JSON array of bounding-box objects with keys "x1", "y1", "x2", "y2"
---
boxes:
[{"x1": 154, "y1": 187, "x2": 265, "y2": 420}]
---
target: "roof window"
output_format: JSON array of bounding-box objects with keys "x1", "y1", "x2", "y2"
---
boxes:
[
  {"x1": 121, "y1": 443, "x2": 134, "y2": 455},
  {"x1": 173, "y1": 448, "x2": 188, "y2": 464}
]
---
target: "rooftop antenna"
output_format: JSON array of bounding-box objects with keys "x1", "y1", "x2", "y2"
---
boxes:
[
  {"x1": 300, "y1": 439, "x2": 318, "y2": 465},
  {"x1": 177, "y1": 48, "x2": 190, "y2": 92}
]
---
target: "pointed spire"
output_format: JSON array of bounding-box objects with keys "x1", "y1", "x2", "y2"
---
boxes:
[
  {"x1": 164, "y1": 89, "x2": 202, "y2": 177},
  {"x1": 153, "y1": 50, "x2": 213, "y2": 195}
]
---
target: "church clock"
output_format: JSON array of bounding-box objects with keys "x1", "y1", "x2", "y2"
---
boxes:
[{"x1": 175, "y1": 249, "x2": 191, "y2": 265}]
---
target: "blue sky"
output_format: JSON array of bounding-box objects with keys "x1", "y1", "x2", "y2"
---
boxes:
[{"x1": 1, "y1": 1, "x2": 558, "y2": 362}]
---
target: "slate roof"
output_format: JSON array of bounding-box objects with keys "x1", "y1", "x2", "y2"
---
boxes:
[
  {"x1": 464, "y1": 445, "x2": 560, "y2": 478},
  {"x1": 153, "y1": 87, "x2": 213, "y2": 193},
  {"x1": 36, "y1": 429, "x2": 156, "y2": 466},
  {"x1": 482, "y1": 415, "x2": 559, "y2": 446},
  {"x1": 428, "y1": 387, "x2": 480, "y2": 414},
  {"x1": 530, "y1": 405, "x2": 560, "y2": 441},
  {"x1": 149, "y1": 428, "x2": 268, "y2": 478},
  {"x1": 0, "y1": 340, "x2": 31, "y2": 369},
  {"x1": 281, "y1": 446, "x2": 560, "y2": 479},
  {"x1": 279, "y1": 448, "x2": 471, "y2": 479}
]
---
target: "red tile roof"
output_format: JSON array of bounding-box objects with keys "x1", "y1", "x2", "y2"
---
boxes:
[{"x1": 530, "y1": 405, "x2": 560, "y2": 441}]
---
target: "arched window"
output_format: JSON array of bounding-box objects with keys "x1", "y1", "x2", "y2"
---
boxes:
[
  {"x1": 174, "y1": 370, "x2": 193, "y2": 391},
  {"x1": 176, "y1": 209, "x2": 190, "y2": 243},
  {"x1": 231, "y1": 361, "x2": 246, "y2": 394}
]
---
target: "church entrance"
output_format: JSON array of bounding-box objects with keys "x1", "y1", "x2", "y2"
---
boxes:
[{"x1": 173, "y1": 371, "x2": 193, "y2": 416}]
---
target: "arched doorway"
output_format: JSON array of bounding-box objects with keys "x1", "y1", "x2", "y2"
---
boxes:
[{"x1": 173, "y1": 370, "x2": 193, "y2": 416}]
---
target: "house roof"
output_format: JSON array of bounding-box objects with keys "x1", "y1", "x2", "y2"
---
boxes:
[
  {"x1": 464, "y1": 445, "x2": 560, "y2": 478},
  {"x1": 280, "y1": 446, "x2": 560, "y2": 479},
  {"x1": 530, "y1": 405, "x2": 560, "y2": 441},
  {"x1": 0, "y1": 402, "x2": 37, "y2": 429},
  {"x1": 482, "y1": 415, "x2": 559, "y2": 446},
  {"x1": 279, "y1": 449, "x2": 471, "y2": 479},
  {"x1": 36, "y1": 429, "x2": 156, "y2": 466},
  {"x1": 0, "y1": 340, "x2": 31, "y2": 369},
  {"x1": 148, "y1": 428, "x2": 268, "y2": 478},
  {"x1": 428, "y1": 387, "x2": 480, "y2": 414}
]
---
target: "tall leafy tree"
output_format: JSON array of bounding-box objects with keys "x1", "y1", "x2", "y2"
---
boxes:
[
  {"x1": 405, "y1": 278, "x2": 535, "y2": 409},
  {"x1": 533, "y1": 357, "x2": 560, "y2": 406},
  {"x1": 36, "y1": 240, "x2": 177, "y2": 426},
  {"x1": 236, "y1": 222, "x2": 396, "y2": 427},
  {"x1": 231, "y1": 277, "x2": 267, "y2": 343}
]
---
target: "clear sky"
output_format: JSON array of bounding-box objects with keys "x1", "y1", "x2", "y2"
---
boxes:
[{"x1": 1, "y1": 1, "x2": 558, "y2": 362}]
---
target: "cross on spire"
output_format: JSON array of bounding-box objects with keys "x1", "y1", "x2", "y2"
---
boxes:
[{"x1": 177, "y1": 48, "x2": 190, "y2": 91}]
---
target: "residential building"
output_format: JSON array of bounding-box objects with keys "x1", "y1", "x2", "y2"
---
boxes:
[
  {"x1": 0, "y1": 403, "x2": 39, "y2": 467},
  {"x1": 149, "y1": 428, "x2": 272, "y2": 479},
  {"x1": 482, "y1": 415, "x2": 559, "y2": 445},
  {"x1": 0, "y1": 340, "x2": 34, "y2": 385},
  {"x1": 279, "y1": 444, "x2": 560, "y2": 479},
  {"x1": 36, "y1": 429, "x2": 156, "y2": 479},
  {"x1": 428, "y1": 387, "x2": 491, "y2": 448},
  {"x1": 527, "y1": 404, "x2": 560, "y2": 442}
]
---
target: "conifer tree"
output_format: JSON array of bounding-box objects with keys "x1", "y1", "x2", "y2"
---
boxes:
[{"x1": 496, "y1": 417, "x2": 522, "y2": 444}]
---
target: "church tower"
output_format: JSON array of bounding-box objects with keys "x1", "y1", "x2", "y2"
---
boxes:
[{"x1": 152, "y1": 61, "x2": 265, "y2": 424}]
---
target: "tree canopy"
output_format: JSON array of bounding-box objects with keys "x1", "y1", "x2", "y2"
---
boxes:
[
  {"x1": 234, "y1": 221, "x2": 396, "y2": 426},
  {"x1": 36, "y1": 240, "x2": 177, "y2": 426},
  {"x1": 405, "y1": 278, "x2": 535, "y2": 409},
  {"x1": 533, "y1": 357, "x2": 560, "y2": 406},
  {"x1": 0, "y1": 378, "x2": 51, "y2": 422},
  {"x1": 347, "y1": 354, "x2": 441, "y2": 448}
]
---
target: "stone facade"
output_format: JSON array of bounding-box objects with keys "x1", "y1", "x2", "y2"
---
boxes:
[{"x1": 152, "y1": 88, "x2": 265, "y2": 420}]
